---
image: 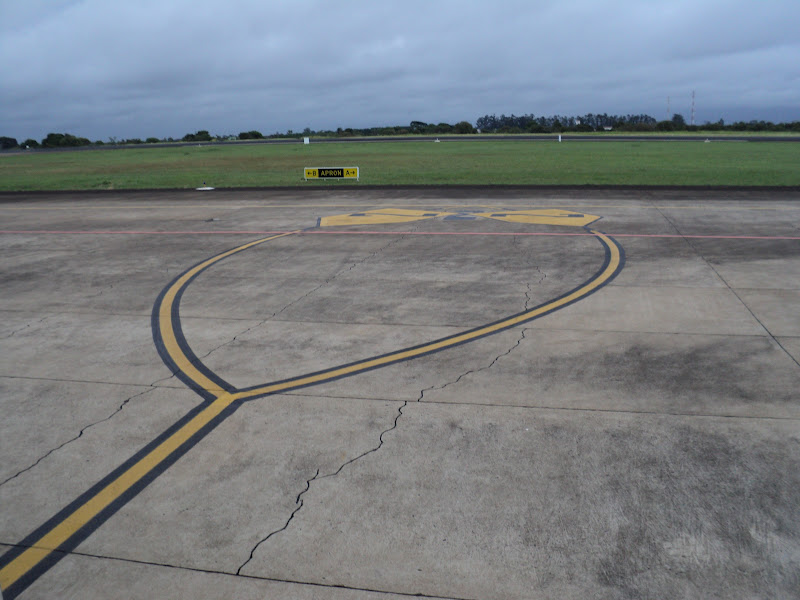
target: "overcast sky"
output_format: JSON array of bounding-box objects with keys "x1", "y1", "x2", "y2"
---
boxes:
[{"x1": 1, "y1": 0, "x2": 798, "y2": 141}]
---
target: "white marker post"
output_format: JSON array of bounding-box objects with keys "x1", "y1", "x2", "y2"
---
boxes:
[
  {"x1": 303, "y1": 137, "x2": 309, "y2": 144},
  {"x1": 558, "y1": 134, "x2": 562, "y2": 142}
]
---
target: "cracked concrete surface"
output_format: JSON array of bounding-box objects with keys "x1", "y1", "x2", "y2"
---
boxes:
[
  {"x1": 2, "y1": 189, "x2": 799, "y2": 600},
  {"x1": 418, "y1": 329, "x2": 529, "y2": 402},
  {"x1": 240, "y1": 403, "x2": 800, "y2": 600},
  {"x1": 236, "y1": 468, "x2": 320, "y2": 575},
  {"x1": 0, "y1": 387, "x2": 155, "y2": 488},
  {"x1": 70, "y1": 395, "x2": 403, "y2": 574}
]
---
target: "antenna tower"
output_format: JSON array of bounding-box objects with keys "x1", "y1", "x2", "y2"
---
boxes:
[
  {"x1": 691, "y1": 90, "x2": 696, "y2": 126},
  {"x1": 667, "y1": 96, "x2": 671, "y2": 120}
]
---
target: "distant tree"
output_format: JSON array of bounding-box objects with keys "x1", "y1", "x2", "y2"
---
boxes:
[
  {"x1": 238, "y1": 130, "x2": 263, "y2": 140},
  {"x1": 183, "y1": 130, "x2": 211, "y2": 142},
  {"x1": 0, "y1": 136, "x2": 18, "y2": 149},
  {"x1": 41, "y1": 132, "x2": 91, "y2": 147},
  {"x1": 671, "y1": 113, "x2": 686, "y2": 129},
  {"x1": 42, "y1": 133, "x2": 65, "y2": 147},
  {"x1": 146, "y1": 137, "x2": 160, "y2": 143},
  {"x1": 527, "y1": 121, "x2": 546, "y2": 133},
  {"x1": 125, "y1": 138, "x2": 143, "y2": 144},
  {"x1": 454, "y1": 121, "x2": 475, "y2": 134},
  {"x1": 475, "y1": 115, "x2": 495, "y2": 131},
  {"x1": 655, "y1": 120, "x2": 675, "y2": 131},
  {"x1": 23, "y1": 138, "x2": 40, "y2": 149},
  {"x1": 435, "y1": 122, "x2": 453, "y2": 133}
]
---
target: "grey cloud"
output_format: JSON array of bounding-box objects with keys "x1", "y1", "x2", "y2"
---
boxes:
[{"x1": 1, "y1": 0, "x2": 798, "y2": 141}]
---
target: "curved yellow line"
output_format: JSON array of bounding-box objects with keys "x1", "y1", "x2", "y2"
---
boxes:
[
  {"x1": 232, "y1": 230, "x2": 620, "y2": 401},
  {"x1": 0, "y1": 229, "x2": 620, "y2": 594},
  {"x1": 158, "y1": 232, "x2": 298, "y2": 396}
]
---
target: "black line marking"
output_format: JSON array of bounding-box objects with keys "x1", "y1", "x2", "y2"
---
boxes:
[
  {"x1": 151, "y1": 254, "x2": 237, "y2": 399},
  {"x1": 0, "y1": 225, "x2": 624, "y2": 598},
  {"x1": 0, "y1": 398, "x2": 240, "y2": 599},
  {"x1": 235, "y1": 234, "x2": 623, "y2": 401}
]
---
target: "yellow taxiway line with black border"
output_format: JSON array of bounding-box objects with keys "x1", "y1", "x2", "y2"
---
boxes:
[{"x1": 0, "y1": 223, "x2": 623, "y2": 598}]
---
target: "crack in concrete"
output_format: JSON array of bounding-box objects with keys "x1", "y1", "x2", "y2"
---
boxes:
[
  {"x1": 85, "y1": 283, "x2": 113, "y2": 300},
  {"x1": 318, "y1": 401, "x2": 409, "y2": 481},
  {"x1": 236, "y1": 399, "x2": 409, "y2": 573},
  {"x1": 524, "y1": 265, "x2": 546, "y2": 311},
  {"x1": 236, "y1": 469, "x2": 320, "y2": 575},
  {"x1": 234, "y1": 327, "x2": 529, "y2": 567},
  {"x1": 1, "y1": 315, "x2": 50, "y2": 340},
  {"x1": 148, "y1": 371, "x2": 181, "y2": 387},
  {"x1": 419, "y1": 328, "x2": 528, "y2": 402},
  {"x1": 0, "y1": 387, "x2": 156, "y2": 488},
  {"x1": 512, "y1": 233, "x2": 546, "y2": 311}
]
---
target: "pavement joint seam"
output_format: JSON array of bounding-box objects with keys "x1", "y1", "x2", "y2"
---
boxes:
[
  {"x1": 0, "y1": 308, "x2": 153, "y2": 318},
  {"x1": 653, "y1": 206, "x2": 800, "y2": 371},
  {"x1": 502, "y1": 327, "x2": 776, "y2": 338},
  {"x1": 0, "y1": 374, "x2": 187, "y2": 389},
  {"x1": 0, "y1": 387, "x2": 157, "y2": 489},
  {"x1": 0, "y1": 374, "x2": 168, "y2": 387},
  {"x1": 281, "y1": 392, "x2": 800, "y2": 421},
  {"x1": 0, "y1": 545, "x2": 468, "y2": 600},
  {"x1": 608, "y1": 282, "x2": 800, "y2": 291}
]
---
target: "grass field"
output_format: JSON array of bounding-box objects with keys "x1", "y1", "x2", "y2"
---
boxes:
[{"x1": 1, "y1": 140, "x2": 799, "y2": 190}]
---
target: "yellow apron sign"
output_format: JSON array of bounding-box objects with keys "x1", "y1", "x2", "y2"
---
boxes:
[{"x1": 304, "y1": 167, "x2": 359, "y2": 180}]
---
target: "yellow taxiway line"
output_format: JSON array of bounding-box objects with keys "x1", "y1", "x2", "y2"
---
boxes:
[{"x1": 0, "y1": 228, "x2": 621, "y2": 596}]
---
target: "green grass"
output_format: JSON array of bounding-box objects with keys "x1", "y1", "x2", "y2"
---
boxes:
[{"x1": 1, "y1": 140, "x2": 799, "y2": 190}]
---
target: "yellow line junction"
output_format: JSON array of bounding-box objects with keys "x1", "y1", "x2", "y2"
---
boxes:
[{"x1": 0, "y1": 209, "x2": 624, "y2": 598}]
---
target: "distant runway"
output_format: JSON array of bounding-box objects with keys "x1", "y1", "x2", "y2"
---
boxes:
[{"x1": 5, "y1": 133, "x2": 799, "y2": 155}]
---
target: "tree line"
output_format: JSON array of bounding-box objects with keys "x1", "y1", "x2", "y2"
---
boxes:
[
  {"x1": 475, "y1": 112, "x2": 800, "y2": 133},
  {"x1": 3, "y1": 114, "x2": 799, "y2": 151}
]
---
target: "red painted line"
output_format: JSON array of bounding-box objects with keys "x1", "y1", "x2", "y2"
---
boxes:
[
  {"x1": 0, "y1": 230, "x2": 288, "y2": 235},
  {"x1": 1, "y1": 230, "x2": 799, "y2": 240},
  {"x1": 308, "y1": 230, "x2": 800, "y2": 240}
]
